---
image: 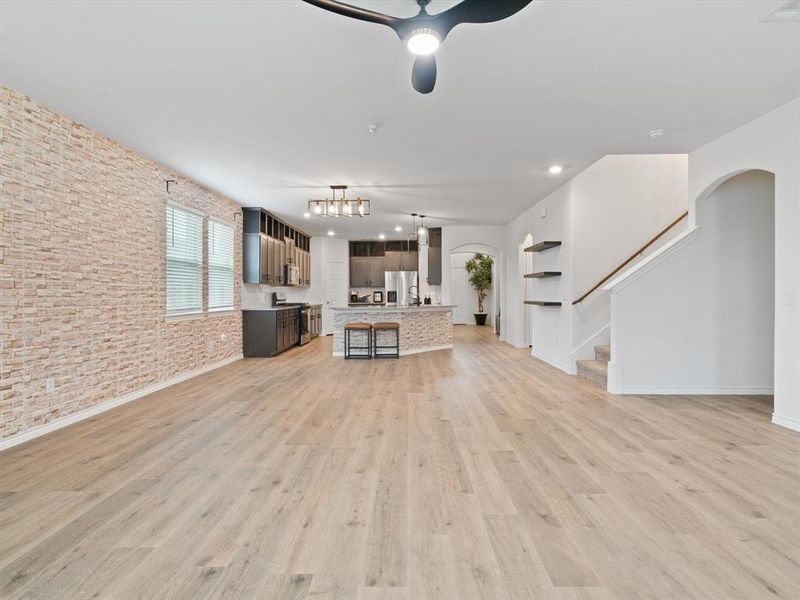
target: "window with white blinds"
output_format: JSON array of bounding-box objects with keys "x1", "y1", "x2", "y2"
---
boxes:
[
  {"x1": 208, "y1": 220, "x2": 234, "y2": 311},
  {"x1": 166, "y1": 205, "x2": 203, "y2": 315}
]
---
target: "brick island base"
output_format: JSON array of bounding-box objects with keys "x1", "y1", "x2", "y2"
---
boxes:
[{"x1": 331, "y1": 306, "x2": 455, "y2": 357}]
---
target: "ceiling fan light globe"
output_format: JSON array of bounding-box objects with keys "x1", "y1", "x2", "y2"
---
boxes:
[{"x1": 407, "y1": 29, "x2": 440, "y2": 55}]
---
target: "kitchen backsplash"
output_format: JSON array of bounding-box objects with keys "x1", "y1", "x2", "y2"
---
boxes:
[{"x1": 241, "y1": 283, "x2": 320, "y2": 309}]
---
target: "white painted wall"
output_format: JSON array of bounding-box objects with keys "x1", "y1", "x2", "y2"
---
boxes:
[
  {"x1": 689, "y1": 99, "x2": 799, "y2": 431},
  {"x1": 606, "y1": 99, "x2": 799, "y2": 430},
  {"x1": 608, "y1": 170, "x2": 775, "y2": 394},
  {"x1": 570, "y1": 155, "x2": 688, "y2": 351},
  {"x1": 502, "y1": 155, "x2": 688, "y2": 373},
  {"x1": 504, "y1": 183, "x2": 574, "y2": 368}
]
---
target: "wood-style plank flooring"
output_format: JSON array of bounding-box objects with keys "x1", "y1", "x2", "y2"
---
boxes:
[{"x1": 1, "y1": 327, "x2": 798, "y2": 599}]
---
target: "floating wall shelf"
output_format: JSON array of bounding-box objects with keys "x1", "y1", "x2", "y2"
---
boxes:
[
  {"x1": 524, "y1": 300, "x2": 562, "y2": 307},
  {"x1": 524, "y1": 271, "x2": 562, "y2": 279},
  {"x1": 524, "y1": 241, "x2": 562, "y2": 253}
]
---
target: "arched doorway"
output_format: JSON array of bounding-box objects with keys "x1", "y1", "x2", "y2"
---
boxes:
[
  {"x1": 696, "y1": 169, "x2": 775, "y2": 400},
  {"x1": 448, "y1": 243, "x2": 501, "y2": 330}
]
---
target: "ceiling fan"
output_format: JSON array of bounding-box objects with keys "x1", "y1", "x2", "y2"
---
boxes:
[{"x1": 302, "y1": 0, "x2": 533, "y2": 94}]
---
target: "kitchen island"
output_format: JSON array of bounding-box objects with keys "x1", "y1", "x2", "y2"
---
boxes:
[{"x1": 331, "y1": 305, "x2": 455, "y2": 357}]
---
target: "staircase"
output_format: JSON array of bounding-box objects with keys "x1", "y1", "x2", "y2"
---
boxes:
[{"x1": 576, "y1": 345, "x2": 610, "y2": 389}]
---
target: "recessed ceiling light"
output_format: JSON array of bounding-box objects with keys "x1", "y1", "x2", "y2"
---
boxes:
[
  {"x1": 549, "y1": 165, "x2": 564, "y2": 175},
  {"x1": 368, "y1": 123, "x2": 379, "y2": 134},
  {"x1": 303, "y1": 212, "x2": 311, "y2": 218},
  {"x1": 648, "y1": 129, "x2": 667, "y2": 140},
  {"x1": 327, "y1": 230, "x2": 335, "y2": 236},
  {"x1": 394, "y1": 225, "x2": 402, "y2": 232},
  {"x1": 379, "y1": 233, "x2": 386, "y2": 240}
]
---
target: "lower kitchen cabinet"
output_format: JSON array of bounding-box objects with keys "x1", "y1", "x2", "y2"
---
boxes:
[{"x1": 242, "y1": 308, "x2": 299, "y2": 357}]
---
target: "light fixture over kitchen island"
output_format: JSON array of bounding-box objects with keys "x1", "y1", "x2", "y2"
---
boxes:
[{"x1": 330, "y1": 305, "x2": 454, "y2": 357}]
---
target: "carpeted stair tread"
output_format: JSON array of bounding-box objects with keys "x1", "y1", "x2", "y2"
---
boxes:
[
  {"x1": 594, "y1": 344, "x2": 611, "y2": 362},
  {"x1": 576, "y1": 359, "x2": 608, "y2": 377}
]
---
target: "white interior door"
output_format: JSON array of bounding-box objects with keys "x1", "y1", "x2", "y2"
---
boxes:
[
  {"x1": 450, "y1": 267, "x2": 467, "y2": 324},
  {"x1": 323, "y1": 259, "x2": 346, "y2": 335}
]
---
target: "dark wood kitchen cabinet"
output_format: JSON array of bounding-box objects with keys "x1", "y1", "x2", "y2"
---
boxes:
[
  {"x1": 242, "y1": 208, "x2": 311, "y2": 287},
  {"x1": 427, "y1": 227, "x2": 442, "y2": 285},
  {"x1": 349, "y1": 241, "x2": 386, "y2": 287},
  {"x1": 242, "y1": 308, "x2": 299, "y2": 357},
  {"x1": 384, "y1": 250, "x2": 418, "y2": 271},
  {"x1": 350, "y1": 256, "x2": 385, "y2": 287}
]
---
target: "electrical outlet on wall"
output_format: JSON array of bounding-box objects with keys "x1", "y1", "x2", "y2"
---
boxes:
[
  {"x1": 207, "y1": 340, "x2": 214, "y2": 353},
  {"x1": 541, "y1": 207, "x2": 547, "y2": 219},
  {"x1": 45, "y1": 378, "x2": 55, "y2": 393}
]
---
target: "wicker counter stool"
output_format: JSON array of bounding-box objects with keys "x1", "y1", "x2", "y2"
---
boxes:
[
  {"x1": 372, "y1": 322, "x2": 400, "y2": 359},
  {"x1": 344, "y1": 322, "x2": 372, "y2": 359}
]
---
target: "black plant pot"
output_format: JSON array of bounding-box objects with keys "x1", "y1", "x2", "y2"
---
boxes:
[{"x1": 474, "y1": 313, "x2": 488, "y2": 326}]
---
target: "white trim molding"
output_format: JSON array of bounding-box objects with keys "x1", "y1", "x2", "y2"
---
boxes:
[
  {"x1": 619, "y1": 386, "x2": 774, "y2": 395},
  {"x1": 531, "y1": 348, "x2": 573, "y2": 375},
  {"x1": 604, "y1": 226, "x2": 700, "y2": 293},
  {"x1": 569, "y1": 323, "x2": 611, "y2": 372},
  {"x1": 0, "y1": 354, "x2": 243, "y2": 453},
  {"x1": 772, "y1": 413, "x2": 800, "y2": 433}
]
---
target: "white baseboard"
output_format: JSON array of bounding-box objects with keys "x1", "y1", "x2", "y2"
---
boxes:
[
  {"x1": 0, "y1": 354, "x2": 243, "y2": 453},
  {"x1": 530, "y1": 349, "x2": 573, "y2": 375},
  {"x1": 772, "y1": 413, "x2": 800, "y2": 433},
  {"x1": 333, "y1": 344, "x2": 453, "y2": 358},
  {"x1": 619, "y1": 386, "x2": 774, "y2": 395}
]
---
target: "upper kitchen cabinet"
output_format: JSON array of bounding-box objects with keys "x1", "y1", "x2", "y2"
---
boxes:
[
  {"x1": 383, "y1": 240, "x2": 418, "y2": 272},
  {"x1": 427, "y1": 227, "x2": 442, "y2": 285},
  {"x1": 349, "y1": 241, "x2": 385, "y2": 287},
  {"x1": 242, "y1": 208, "x2": 311, "y2": 287}
]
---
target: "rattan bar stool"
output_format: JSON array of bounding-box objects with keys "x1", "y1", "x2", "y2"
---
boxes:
[
  {"x1": 372, "y1": 322, "x2": 400, "y2": 359},
  {"x1": 344, "y1": 322, "x2": 372, "y2": 359}
]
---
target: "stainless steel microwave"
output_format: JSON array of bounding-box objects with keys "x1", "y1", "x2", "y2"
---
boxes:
[{"x1": 284, "y1": 264, "x2": 299, "y2": 286}]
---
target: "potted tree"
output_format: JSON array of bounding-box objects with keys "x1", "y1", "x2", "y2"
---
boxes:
[{"x1": 464, "y1": 253, "x2": 493, "y2": 326}]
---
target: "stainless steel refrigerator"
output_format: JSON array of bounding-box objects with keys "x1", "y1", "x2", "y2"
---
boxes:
[{"x1": 385, "y1": 271, "x2": 419, "y2": 306}]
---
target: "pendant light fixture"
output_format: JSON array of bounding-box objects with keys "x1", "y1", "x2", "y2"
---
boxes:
[
  {"x1": 409, "y1": 213, "x2": 428, "y2": 247},
  {"x1": 308, "y1": 185, "x2": 370, "y2": 218}
]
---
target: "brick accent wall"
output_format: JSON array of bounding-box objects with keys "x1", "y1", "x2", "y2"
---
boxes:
[{"x1": 0, "y1": 85, "x2": 243, "y2": 441}]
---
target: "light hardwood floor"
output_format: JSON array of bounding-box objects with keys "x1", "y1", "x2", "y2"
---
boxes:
[{"x1": 1, "y1": 327, "x2": 798, "y2": 599}]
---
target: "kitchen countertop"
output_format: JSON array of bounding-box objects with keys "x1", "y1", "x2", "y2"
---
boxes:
[
  {"x1": 332, "y1": 305, "x2": 455, "y2": 312},
  {"x1": 243, "y1": 303, "x2": 321, "y2": 311}
]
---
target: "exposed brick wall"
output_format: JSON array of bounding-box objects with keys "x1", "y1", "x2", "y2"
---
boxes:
[{"x1": 0, "y1": 85, "x2": 242, "y2": 441}]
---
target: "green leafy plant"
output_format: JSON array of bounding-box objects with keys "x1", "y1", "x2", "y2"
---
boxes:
[{"x1": 464, "y1": 253, "x2": 493, "y2": 314}]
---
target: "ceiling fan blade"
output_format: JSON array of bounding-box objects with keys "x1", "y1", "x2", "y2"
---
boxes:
[
  {"x1": 412, "y1": 54, "x2": 437, "y2": 94},
  {"x1": 301, "y1": 0, "x2": 403, "y2": 32},
  {"x1": 434, "y1": 0, "x2": 533, "y2": 39}
]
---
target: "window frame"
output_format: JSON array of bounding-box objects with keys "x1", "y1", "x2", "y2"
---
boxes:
[
  {"x1": 165, "y1": 202, "x2": 205, "y2": 319},
  {"x1": 207, "y1": 217, "x2": 235, "y2": 313}
]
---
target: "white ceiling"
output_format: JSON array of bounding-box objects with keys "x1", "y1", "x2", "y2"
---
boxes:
[{"x1": 1, "y1": 1, "x2": 798, "y2": 238}]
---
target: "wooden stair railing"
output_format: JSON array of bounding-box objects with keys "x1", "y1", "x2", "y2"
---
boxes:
[{"x1": 572, "y1": 211, "x2": 689, "y2": 305}]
